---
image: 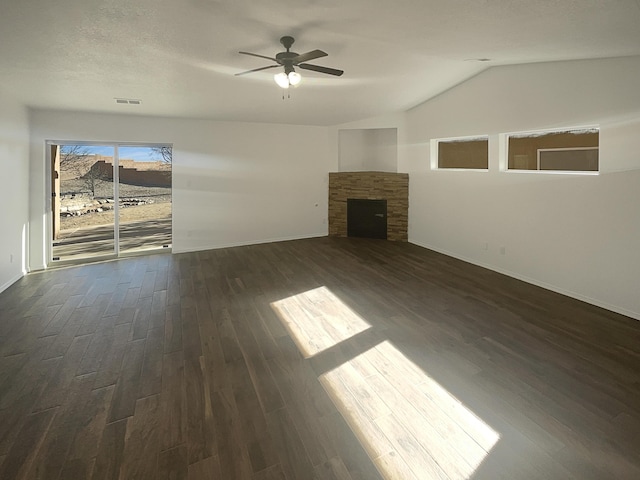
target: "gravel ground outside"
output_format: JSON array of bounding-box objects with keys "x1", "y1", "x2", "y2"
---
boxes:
[
  {"x1": 61, "y1": 178, "x2": 171, "y2": 201},
  {"x1": 58, "y1": 179, "x2": 172, "y2": 233},
  {"x1": 59, "y1": 202, "x2": 172, "y2": 232}
]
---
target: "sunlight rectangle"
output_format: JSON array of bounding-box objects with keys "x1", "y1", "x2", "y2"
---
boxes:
[
  {"x1": 272, "y1": 285, "x2": 500, "y2": 479},
  {"x1": 271, "y1": 286, "x2": 371, "y2": 358},
  {"x1": 320, "y1": 340, "x2": 500, "y2": 479}
]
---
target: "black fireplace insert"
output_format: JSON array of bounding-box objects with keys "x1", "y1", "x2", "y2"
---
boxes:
[{"x1": 347, "y1": 198, "x2": 387, "y2": 239}]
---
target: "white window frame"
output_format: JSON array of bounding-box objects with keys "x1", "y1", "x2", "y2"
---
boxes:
[{"x1": 45, "y1": 140, "x2": 173, "y2": 267}]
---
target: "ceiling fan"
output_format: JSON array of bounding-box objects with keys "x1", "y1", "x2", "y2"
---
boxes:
[{"x1": 235, "y1": 36, "x2": 344, "y2": 88}]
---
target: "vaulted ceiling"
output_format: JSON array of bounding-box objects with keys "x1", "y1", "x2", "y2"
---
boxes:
[{"x1": 2, "y1": 0, "x2": 640, "y2": 126}]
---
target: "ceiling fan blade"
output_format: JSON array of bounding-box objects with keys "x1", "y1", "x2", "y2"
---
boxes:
[
  {"x1": 235, "y1": 64, "x2": 280, "y2": 76},
  {"x1": 239, "y1": 51, "x2": 278, "y2": 62},
  {"x1": 293, "y1": 49, "x2": 328, "y2": 64},
  {"x1": 298, "y1": 63, "x2": 344, "y2": 76}
]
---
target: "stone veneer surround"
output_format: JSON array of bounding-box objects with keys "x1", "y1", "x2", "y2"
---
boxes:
[{"x1": 328, "y1": 171, "x2": 409, "y2": 241}]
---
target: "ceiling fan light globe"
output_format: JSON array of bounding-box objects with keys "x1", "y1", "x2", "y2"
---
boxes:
[
  {"x1": 288, "y1": 72, "x2": 302, "y2": 86},
  {"x1": 274, "y1": 72, "x2": 290, "y2": 89}
]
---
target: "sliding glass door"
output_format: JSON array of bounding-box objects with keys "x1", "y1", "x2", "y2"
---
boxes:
[
  {"x1": 50, "y1": 142, "x2": 172, "y2": 264},
  {"x1": 52, "y1": 144, "x2": 116, "y2": 261},
  {"x1": 117, "y1": 145, "x2": 172, "y2": 255}
]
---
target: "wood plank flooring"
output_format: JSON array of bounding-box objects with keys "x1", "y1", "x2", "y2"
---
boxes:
[{"x1": 0, "y1": 237, "x2": 639, "y2": 479}]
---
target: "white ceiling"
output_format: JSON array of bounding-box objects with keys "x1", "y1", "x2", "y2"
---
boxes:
[{"x1": 2, "y1": 0, "x2": 640, "y2": 126}]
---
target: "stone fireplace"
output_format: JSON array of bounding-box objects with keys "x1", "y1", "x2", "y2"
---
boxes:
[{"x1": 328, "y1": 171, "x2": 408, "y2": 241}]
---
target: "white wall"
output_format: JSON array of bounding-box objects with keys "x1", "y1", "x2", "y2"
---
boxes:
[
  {"x1": 29, "y1": 110, "x2": 331, "y2": 270},
  {"x1": 0, "y1": 90, "x2": 29, "y2": 292},
  {"x1": 338, "y1": 129, "x2": 368, "y2": 171},
  {"x1": 369, "y1": 128, "x2": 398, "y2": 172},
  {"x1": 406, "y1": 56, "x2": 640, "y2": 320}
]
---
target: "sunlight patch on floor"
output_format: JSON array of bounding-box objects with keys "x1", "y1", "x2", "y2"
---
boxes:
[
  {"x1": 273, "y1": 286, "x2": 500, "y2": 479},
  {"x1": 320, "y1": 340, "x2": 500, "y2": 479},
  {"x1": 271, "y1": 286, "x2": 371, "y2": 358}
]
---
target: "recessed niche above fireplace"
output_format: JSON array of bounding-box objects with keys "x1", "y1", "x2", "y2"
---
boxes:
[
  {"x1": 328, "y1": 172, "x2": 408, "y2": 242},
  {"x1": 338, "y1": 128, "x2": 398, "y2": 172}
]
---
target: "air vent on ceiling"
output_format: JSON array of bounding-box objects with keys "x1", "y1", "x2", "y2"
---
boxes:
[{"x1": 115, "y1": 98, "x2": 142, "y2": 105}]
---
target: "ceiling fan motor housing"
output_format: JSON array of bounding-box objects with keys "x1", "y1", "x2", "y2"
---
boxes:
[
  {"x1": 277, "y1": 36, "x2": 299, "y2": 73},
  {"x1": 275, "y1": 52, "x2": 298, "y2": 73}
]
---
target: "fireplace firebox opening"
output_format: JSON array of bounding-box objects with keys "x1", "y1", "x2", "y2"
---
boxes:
[{"x1": 347, "y1": 198, "x2": 387, "y2": 239}]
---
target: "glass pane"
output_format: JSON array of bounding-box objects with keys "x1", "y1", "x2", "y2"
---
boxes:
[
  {"x1": 438, "y1": 137, "x2": 488, "y2": 169},
  {"x1": 52, "y1": 145, "x2": 116, "y2": 261},
  {"x1": 538, "y1": 148, "x2": 598, "y2": 171},
  {"x1": 117, "y1": 146, "x2": 172, "y2": 254}
]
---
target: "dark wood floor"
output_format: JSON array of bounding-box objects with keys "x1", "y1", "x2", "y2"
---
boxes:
[{"x1": 0, "y1": 237, "x2": 639, "y2": 479}]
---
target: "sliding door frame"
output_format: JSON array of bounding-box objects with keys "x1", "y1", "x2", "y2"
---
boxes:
[{"x1": 45, "y1": 140, "x2": 172, "y2": 267}]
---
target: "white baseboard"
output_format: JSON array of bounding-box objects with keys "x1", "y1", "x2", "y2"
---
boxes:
[
  {"x1": 0, "y1": 271, "x2": 25, "y2": 295},
  {"x1": 171, "y1": 233, "x2": 327, "y2": 254},
  {"x1": 409, "y1": 239, "x2": 640, "y2": 322}
]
